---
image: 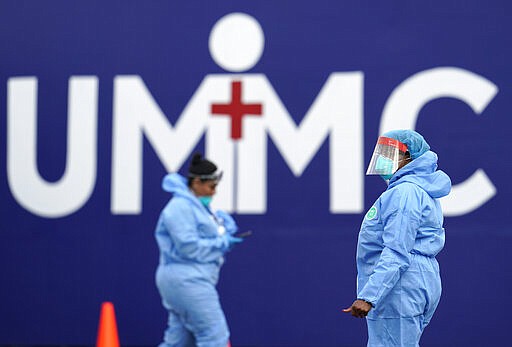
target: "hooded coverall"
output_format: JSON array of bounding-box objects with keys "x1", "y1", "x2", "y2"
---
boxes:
[
  {"x1": 155, "y1": 173, "x2": 236, "y2": 347},
  {"x1": 357, "y1": 151, "x2": 451, "y2": 346}
]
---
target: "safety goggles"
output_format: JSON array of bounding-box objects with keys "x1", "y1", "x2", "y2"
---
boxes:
[{"x1": 188, "y1": 170, "x2": 223, "y2": 183}]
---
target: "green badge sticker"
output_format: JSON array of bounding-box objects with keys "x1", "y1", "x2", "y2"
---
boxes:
[{"x1": 366, "y1": 206, "x2": 377, "y2": 220}]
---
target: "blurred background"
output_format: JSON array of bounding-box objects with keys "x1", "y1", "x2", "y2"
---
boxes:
[{"x1": 1, "y1": 1, "x2": 510, "y2": 346}]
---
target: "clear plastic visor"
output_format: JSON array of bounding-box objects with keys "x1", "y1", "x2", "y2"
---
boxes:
[
  {"x1": 366, "y1": 137, "x2": 408, "y2": 175},
  {"x1": 188, "y1": 170, "x2": 223, "y2": 183}
]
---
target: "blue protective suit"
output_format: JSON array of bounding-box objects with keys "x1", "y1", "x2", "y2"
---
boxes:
[
  {"x1": 155, "y1": 173, "x2": 237, "y2": 347},
  {"x1": 357, "y1": 151, "x2": 451, "y2": 347}
]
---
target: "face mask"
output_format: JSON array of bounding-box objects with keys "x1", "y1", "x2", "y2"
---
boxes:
[
  {"x1": 375, "y1": 155, "x2": 394, "y2": 174},
  {"x1": 198, "y1": 196, "x2": 212, "y2": 207},
  {"x1": 375, "y1": 155, "x2": 395, "y2": 181},
  {"x1": 380, "y1": 173, "x2": 393, "y2": 181}
]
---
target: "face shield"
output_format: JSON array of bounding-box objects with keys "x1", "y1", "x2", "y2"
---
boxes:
[
  {"x1": 188, "y1": 170, "x2": 223, "y2": 183},
  {"x1": 366, "y1": 137, "x2": 408, "y2": 176}
]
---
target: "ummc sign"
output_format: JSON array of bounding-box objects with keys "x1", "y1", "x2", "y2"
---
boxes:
[{"x1": 5, "y1": 13, "x2": 498, "y2": 218}]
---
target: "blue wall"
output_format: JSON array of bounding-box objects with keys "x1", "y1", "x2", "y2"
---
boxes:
[{"x1": 1, "y1": 1, "x2": 511, "y2": 345}]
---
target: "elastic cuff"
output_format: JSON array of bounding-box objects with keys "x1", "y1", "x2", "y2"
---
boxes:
[{"x1": 357, "y1": 298, "x2": 375, "y2": 307}]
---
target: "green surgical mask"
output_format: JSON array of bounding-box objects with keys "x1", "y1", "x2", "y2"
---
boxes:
[
  {"x1": 198, "y1": 196, "x2": 212, "y2": 207},
  {"x1": 375, "y1": 156, "x2": 394, "y2": 175},
  {"x1": 375, "y1": 156, "x2": 395, "y2": 181},
  {"x1": 380, "y1": 173, "x2": 393, "y2": 181}
]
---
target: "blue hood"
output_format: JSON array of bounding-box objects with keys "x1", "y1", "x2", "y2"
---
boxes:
[
  {"x1": 388, "y1": 151, "x2": 451, "y2": 198},
  {"x1": 162, "y1": 173, "x2": 215, "y2": 212},
  {"x1": 162, "y1": 173, "x2": 196, "y2": 199}
]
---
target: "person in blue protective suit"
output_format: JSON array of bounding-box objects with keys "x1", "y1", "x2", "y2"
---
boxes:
[
  {"x1": 155, "y1": 153, "x2": 243, "y2": 347},
  {"x1": 343, "y1": 130, "x2": 451, "y2": 347}
]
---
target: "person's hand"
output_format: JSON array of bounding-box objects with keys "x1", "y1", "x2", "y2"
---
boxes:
[
  {"x1": 215, "y1": 210, "x2": 238, "y2": 234},
  {"x1": 225, "y1": 234, "x2": 243, "y2": 250},
  {"x1": 342, "y1": 299, "x2": 372, "y2": 318}
]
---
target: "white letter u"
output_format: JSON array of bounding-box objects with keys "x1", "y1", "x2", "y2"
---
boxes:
[{"x1": 7, "y1": 77, "x2": 98, "y2": 218}]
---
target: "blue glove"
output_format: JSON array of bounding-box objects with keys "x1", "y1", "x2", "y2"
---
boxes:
[
  {"x1": 215, "y1": 210, "x2": 238, "y2": 235},
  {"x1": 225, "y1": 234, "x2": 243, "y2": 251}
]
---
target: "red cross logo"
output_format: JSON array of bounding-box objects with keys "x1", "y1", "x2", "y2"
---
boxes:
[{"x1": 211, "y1": 80, "x2": 263, "y2": 140}]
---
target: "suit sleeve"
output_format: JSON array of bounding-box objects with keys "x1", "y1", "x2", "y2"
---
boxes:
[
  {"x1": 357, "y1": 186, "x2": 421, "y2": 307},
  {"x1": 163, "y1": 200, "x2": 229, "y2": 263}
]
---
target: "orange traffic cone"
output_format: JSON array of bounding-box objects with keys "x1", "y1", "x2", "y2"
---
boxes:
[{"x1": 96, "y1": 302, "x2": 120, "y2": 347}]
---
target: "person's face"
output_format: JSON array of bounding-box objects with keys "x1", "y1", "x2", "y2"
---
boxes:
[
  {"x1": 397, "y1": 152, "x2": 412, "y2": 170},
  {"x1": 191, "y1": 178, "x2": 217, "y2": 197}
]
